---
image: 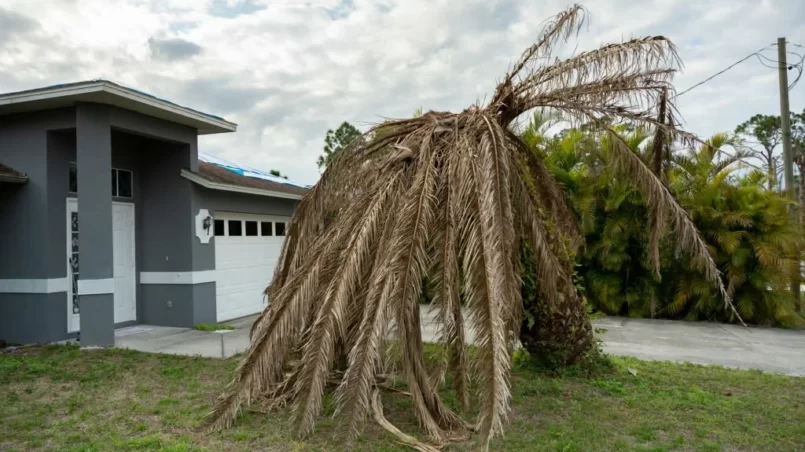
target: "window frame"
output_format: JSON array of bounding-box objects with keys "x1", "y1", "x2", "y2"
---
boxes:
[
  {"x1": 260, "y1": 221, "x2": 273, "y2": 236},
  {"x1": 214, "y1": 219, "x2": 226, "y2": 236},
  {"x1": 227, "y1": 219, "x2": 243, "y2": 236},
  {"x1": 113, "y1": 168, "x2": 134, "y2": 199},
  {"x1": 215, "y1": 214, "x2": 291, "y2": 239},
  {"x1": 68, "y1": 163, "x2": 134, "y2": 199},
  {"x1": 245, "y1": 220, "x2": 258, "y2": 236}
]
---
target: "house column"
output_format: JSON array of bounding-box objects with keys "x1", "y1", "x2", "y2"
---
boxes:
[{"x1": 76, "y1": 104, "x2": 115, "y2": 346}]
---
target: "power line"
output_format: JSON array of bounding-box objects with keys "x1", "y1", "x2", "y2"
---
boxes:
[
  {"x1": 672, "y1": 41, "x2": 805, "y2": 99},
  {"x1": 783, "y1": 43, "x2": 805, "y2": 91},
  {"x1": 756, "y1": 52, "x2": 805, "y2": 90},
  {"x1": 673, "y1": 44, "x2": 776, "y2": 98}
]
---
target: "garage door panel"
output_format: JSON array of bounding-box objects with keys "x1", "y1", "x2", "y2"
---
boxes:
[
  {"x1": 215, "y1": 213, "x2": 288, "y2": 322},
  {"x1": 216, "y1": 269, "x2": 273, "y2": 292}
]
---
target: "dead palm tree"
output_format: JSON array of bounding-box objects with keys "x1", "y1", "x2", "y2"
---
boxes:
[{"x1": 207, "y1": 5, "x2": 739, "y2": 449}]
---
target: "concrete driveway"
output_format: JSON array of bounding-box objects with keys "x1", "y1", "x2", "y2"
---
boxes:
[
  {"x1": 115, "y1": 311, "x2": 805, "y2": 377},
  {"x1": 593, "y1": 316, "x2": 805, "y2": 376}
]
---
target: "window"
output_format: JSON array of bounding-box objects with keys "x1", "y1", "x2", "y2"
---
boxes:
[
  {"x1": 69, "y1": 165, "x2": 78, "y2": 193},
  {"x1": 245, "y1": 221, "x2": 258, "y2": 236},
  {"x1": 214, "y1": 219, "x2": 225, "y2": 236},
  {"x1": 275, "y1": 222, "x2": 286, "y2": 236},
  {"x1": 69, "y1": 165, "x2": 133, "y2": 198},
  {"x1": 116, "y1": 169, "x2": 132, "y2": 197},
  {"x1": 112, "y1": 169, "x2": 133, "y2": 198},
  {"x1": 260, "y1": 221, "x2": 273, "y2": 236},
  {"x1": 228, "y1": 220, "x2": 242, "y2": 236}
]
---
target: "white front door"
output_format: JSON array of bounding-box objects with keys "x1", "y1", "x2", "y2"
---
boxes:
[
  {"x1": 112, "y1": 203, "x2": 136, "y2": 323},
  {"x1": 66, "y1": 199, "x2": 136, "y2": 332},
  {"x1": 214, "y1": 213, "x2": 288, "y2": 322}
]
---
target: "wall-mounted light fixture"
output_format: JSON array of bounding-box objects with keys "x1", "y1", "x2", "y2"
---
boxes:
[
  {"x1": 195, "y1": 209, "x2": 213, "y2": 244},
  {"x1": 202, "y1": 215, "x2": 212, "y2": 235}
]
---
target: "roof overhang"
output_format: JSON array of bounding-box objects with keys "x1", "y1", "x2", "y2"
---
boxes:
[
  {"x1": 181, "y1": 169, "x2": 303, "y2": 200},
  {"x1": 0, "y1": 173, "x2": 27, "y2": 184},
  {"x1": 0, "y1": 80, "x2": 237, "y2": 135}
]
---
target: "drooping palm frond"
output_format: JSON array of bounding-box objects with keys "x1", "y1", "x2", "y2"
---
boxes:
[{"x1": 207, "y1": 5, "x2": 737, "y2": 448}]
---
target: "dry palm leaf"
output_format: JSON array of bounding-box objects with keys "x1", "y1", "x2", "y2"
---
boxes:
[{"x1": 207, "y1": 4, "x2": 739, "y2": 449}]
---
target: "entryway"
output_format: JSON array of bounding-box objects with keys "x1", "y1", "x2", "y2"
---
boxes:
[{"x1": 66, "y1": 199, "x2": 136, "y2": 333}]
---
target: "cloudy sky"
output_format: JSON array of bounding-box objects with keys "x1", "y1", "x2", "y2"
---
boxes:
[{"x1": 1, "y1": 0, "x2": 803, "y2": 184}]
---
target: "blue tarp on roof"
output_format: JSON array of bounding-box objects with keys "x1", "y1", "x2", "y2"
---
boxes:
[{"x1": 199, "y1": 152, "x2": 309, "y2": 189}]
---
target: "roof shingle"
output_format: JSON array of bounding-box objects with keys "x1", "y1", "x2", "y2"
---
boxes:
[{"x1": 196, "y1": 161, "x2": 307, "y2": 197}]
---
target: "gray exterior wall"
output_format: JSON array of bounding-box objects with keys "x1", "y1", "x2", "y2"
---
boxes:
[
  {"x1": 135, "y1": 138, "x2": 217, "y2": 327},
  {"x1": 0, "y1": 104, "x2": 211, "y2": 343},
  {"x1": 1, "y1": 102, "x2": 299, "y2": 344},
  {"x1": 0, "y1": 109, "x2": 75, "y2": 343},
  {"x1": 194, "y1": 185, "x2": 298, "y2": 217},
  {"x1": 0, "y1": 109, "x2": 74, "y2": 279},
  {"x1": 139, "y1": 282, "x2": 215, "y2": 328},
  {"x1": 0, "y1": 293, "x2": 67, "y2": 344}
]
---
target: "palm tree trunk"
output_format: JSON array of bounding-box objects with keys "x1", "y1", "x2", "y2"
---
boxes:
[
  {"x1": 651, "y1": 89, "x2": 668, "y2": 180},
  {"x1": 517, "y1": 246, "x2": 594, "y2": 364},
  {"x1": 519, "y1": 289, "x2": 594, "y2": 364}
]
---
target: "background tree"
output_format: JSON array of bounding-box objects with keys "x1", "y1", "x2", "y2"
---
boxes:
[
  {"x1": 735, "y1": 111, "x2": 805, "y2": 191},
  {"x1": 317, "y1": 121, "x2": 363, "y2": 170},
  {"x1": 269, "y1": 169, "x2": 289, "y2": 180},
  {"x1": 735, "y1": 114, "x2": 783, "y2": 189}
]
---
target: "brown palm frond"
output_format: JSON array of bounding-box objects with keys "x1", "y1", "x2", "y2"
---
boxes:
[
  {"x1": 511, "y1": 130, "x2": 583, "y2": 248},
  {"x1": 208, "y1": 4, "x2": 740, "y2": 449},
  {"x1": 429, "y1": 148, "x2": 470, "y2": 410}
]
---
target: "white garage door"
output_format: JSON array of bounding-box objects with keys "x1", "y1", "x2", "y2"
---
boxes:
[{"x1": 214, "y1": 213, "x2": 289, "y2": 322}]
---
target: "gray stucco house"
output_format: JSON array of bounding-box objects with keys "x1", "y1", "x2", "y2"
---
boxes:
[{"x1": 0, "y1": 80, "x2": 306, "y2": 347}]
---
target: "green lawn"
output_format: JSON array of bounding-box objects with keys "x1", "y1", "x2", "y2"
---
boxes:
[
  {"x1": 1, "y1": 345, "x2": 803, "y2": 451},
  {"x1": 192, "y1": 323, "x2": 236, "y2": 332}
]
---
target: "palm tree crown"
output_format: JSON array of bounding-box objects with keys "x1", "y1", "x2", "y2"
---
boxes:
[{"x1": 207, "y1": 5, "x2": 739, "y2": 448}]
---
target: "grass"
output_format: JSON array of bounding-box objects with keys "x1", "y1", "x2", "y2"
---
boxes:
[
  {"x1": 1, "y1": 345, "x2": 804, "y2": 451},
  {"x1": 192, "y1": 324, "x2": 236, "y2": 332}
]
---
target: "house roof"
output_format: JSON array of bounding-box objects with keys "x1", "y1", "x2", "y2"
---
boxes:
[
  {"x1": 0, "y1": 80, "x2": 236, "y2": 135},
  {"x1": 0, "y1": 163, "x2": 28, "y2": 183},
  {"x1": 182, "y1": 161, "x2": 308, "y2": 200}
]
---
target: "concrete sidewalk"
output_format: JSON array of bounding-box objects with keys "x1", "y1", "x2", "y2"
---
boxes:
[
  {"x1": 114, "y1": 311, "x2": 805, "y2": 376},
  {"x1": 115, "y1": 315, "x2": 255, "y2": 358}
]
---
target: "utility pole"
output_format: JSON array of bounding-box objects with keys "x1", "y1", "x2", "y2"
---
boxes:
[{"x1": 778, "y1": 37, "x2": 800, "y2": 304}]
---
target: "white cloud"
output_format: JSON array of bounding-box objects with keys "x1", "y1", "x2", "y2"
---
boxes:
[{"x1": 1, "y1": 0, "x2": 803, "y2": 184}]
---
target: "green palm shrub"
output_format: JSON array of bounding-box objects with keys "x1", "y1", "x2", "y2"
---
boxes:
[
  {"x1": 667, "y1": 135, "x2": 802, "y2": 326},
  {"x1": 534, "y1": 126, "x2": 803, "y2": 327}
]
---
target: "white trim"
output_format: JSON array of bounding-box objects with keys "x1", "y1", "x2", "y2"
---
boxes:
[
  {"x1": 77, "y1": 278, "x2": 115, "y2": 295},
  {"x1": 140, "y1": 270, "x2": 217, "y2": 285},
  {"x1": 67, "y1": 199, "x2": 79, "y2": 333},
  {"x1": 0, "y1": 80, "x2": 236, "y2": 134},
  {"x1": 181, "y1": 169, "x2": 304, "y2": 200},
  {"x1": 0, "y1": 278, "x2": 67, "y2": 294}
]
